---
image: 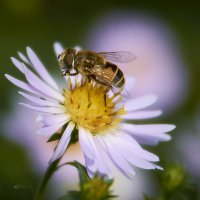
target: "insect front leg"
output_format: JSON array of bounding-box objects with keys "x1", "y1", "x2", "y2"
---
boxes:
[
  {"x1": 68, "y1": 72, "x2": 79, "y2": 76},
  {"x1": 61, "y1": 69, "x2": 79, "y2": 76}
]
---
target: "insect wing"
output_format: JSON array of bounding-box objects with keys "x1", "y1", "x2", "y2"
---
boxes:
[
  {"x1": 87, "y1": 67, "x2": 112, "y2": 87},
  {"x1": 98, "y1": 51, "x2": 136, "y2": 63}
]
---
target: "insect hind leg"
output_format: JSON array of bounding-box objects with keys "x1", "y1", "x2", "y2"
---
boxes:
[{"x1": 87, "y1": 75, "x2": 109, "y2": 106}]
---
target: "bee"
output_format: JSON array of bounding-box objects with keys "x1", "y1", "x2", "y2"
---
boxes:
[{"x1": 58, "y1": 48, "x2": 135, "y2": 94}]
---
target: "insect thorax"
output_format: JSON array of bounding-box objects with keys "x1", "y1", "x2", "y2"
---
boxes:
[{"x1": 74, "y1": 50, "x2": 105, "y2": 73}]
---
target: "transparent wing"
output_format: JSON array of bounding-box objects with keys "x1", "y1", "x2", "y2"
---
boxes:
[{"x1": 98, "y1": 51, "x2": 136, "y2": 63}]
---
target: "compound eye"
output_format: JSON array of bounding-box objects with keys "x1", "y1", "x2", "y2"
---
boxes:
[{"x1": 57, "y1": 54, "x2": 61, "y2": 59}]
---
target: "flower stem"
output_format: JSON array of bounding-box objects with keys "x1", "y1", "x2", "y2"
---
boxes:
[
  {"x1": 34, "y1": 124, "x2": 71, "y2": 200},
  {"x1": 34, "y1": 158, "x2": 61, "y2": 200}
]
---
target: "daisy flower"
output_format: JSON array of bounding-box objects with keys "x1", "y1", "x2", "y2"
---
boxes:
[{"x1": 5, "y1": 43, "x2": 175, "y2": 179}]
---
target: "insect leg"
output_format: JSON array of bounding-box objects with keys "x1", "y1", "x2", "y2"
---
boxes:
[
  {"x1": 111, "y1": 86, "x2": 122, "y2": 96},
  {"x1": 87, "y1": 75, "x2": 108, "y2": 106},
  {"x1": 89, "y1": 75, "x2": 108, "y2": 86},
  {"x1": 61, "y1": 69, "x2": 78, "y2": 76}
]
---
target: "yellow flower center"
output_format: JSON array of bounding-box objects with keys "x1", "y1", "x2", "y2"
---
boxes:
[{"x1": 64, "y1": 78, "x2": 126, "y2": 135}]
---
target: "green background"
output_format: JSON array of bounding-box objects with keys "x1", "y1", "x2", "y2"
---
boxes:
[{"x1": 0, "y1": 0, "x2": 200, "y2": 199}]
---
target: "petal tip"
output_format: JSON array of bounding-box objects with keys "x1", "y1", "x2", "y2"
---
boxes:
[{"x1": 168, "y1": 125, "x2": 176, "y2": 132}]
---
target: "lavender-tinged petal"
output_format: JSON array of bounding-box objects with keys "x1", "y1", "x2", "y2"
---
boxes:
[
  {"x1": 26, "y1": 47, "x2": 59, "y2": 90},
  {"x1": 79, "y1": 127, "x2": 95, "y2": 160},
  {"x1": 84, "y1": 154, "x2": 97, "y2": 178},
  {"x1": 5, "y1": 74, "x2": 41, "y2": 95},
  {"x1": 120, "y1": 124, "x2": 172, "y2": 145},
  {"x1": 129, "y1": 132, "x2": 171, "y2": 145},
  {"x1": 154, "y1": 164, "x2": 163, "y2": 170},
  {"x1": 112, "y1": 138, "x2": 156, "y2": 169},
  {"x1": 85, "y1": 134, "x2": 110, "y2": 176},
  {"x1": 49, "y1": 122, "x2": 75, "y2": 163},
  {"x1": 18, "y1": 91, "x2": 63, "y2": 107},
  {"x1": 10, "y1": 58, "x2": 63, "y2": 101},
  {"x1": 21, "y1": 63, "x2": 64, "y2": 102},
  {"x1": 126, "y1": 76, "x2": 135, "y2": 88},
  {"x1": 113, "y1": 132, "x2": 159, "y2": 162},
  {"x1": 122, "y1": 76, "x2": 135, "y2": 100},
  {"x1": 53, "y1": 42, "x2": 64, "y2": 57},
  {"x1": 19, "y1": 103, "x2": 65, "y2": 114},
  {"x1": 124, "y1": 95, "x2": 158, "y2": 111},
  {"x1": 94, "y1": 136, "x2": 111, "y2": 177},
  {"x1": 11, "y1": 57, "x2": 25, "y2": 73},
  {"x1": 121, "y1": 123, "x2": 175, "y2": 134},
  {"x1": 122, "y1": 110, "x2": 162, "y2": 120},
  {"x1": 18, "y1": 51, "x2": 32, "y2": 65},
  {"x1": 100, "y1": 135, "x2": 136, "y2": 179},
  {"x1": 38, "y1": 114, "x2": 69, "y2": 126},
  {"x1": 37, "y1": 121, "x2": 67, "y2": 136}
]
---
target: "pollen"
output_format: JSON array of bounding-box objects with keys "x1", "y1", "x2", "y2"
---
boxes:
[{"x1": 64, "y1": 78, "x2": 126, "y2": 135}]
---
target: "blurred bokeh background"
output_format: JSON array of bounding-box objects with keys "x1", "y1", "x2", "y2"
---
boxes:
[{"x1": 0, "y1": 0, "x2": 200, "y2": 199}]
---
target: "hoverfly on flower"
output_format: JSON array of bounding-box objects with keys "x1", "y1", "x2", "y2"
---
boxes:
[{"x1": 58, "y1": 48, "x2": 136, "y2": 94}]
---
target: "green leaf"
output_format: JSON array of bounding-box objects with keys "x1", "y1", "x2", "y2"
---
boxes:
[
  {"x1": 34, "y1": 159, "x2": 61, "y2": 200},
  {"x1": 57, "y1": 161, "x2": 90, "y2": 185},
  {"x1": 47, "y1": 123, "x2": 69, "y2": 143},
  {"x1": 47, "y1": 133, "x2": 61, "y2": 143},
  {"x1": 68, "y1": 128, "x2": 79, "y2": 146},
  {"x1": 67, "y1": 161, "x2": 90, "y2": 184}
]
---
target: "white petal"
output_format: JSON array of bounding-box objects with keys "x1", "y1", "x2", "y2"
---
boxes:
[
  {"x1": 36, "y1": 115, "x2": 43, "y2": 122},
  {"x1": 79, "y1": 127, "x2": 95, "y2": 160},
  {"x1": 101, "y1": 135, "x2": 136, "y2": 179},
  {"x1": 81, "y1": 134, "x2": 111, "y2": 178},
  {"x1": 125, "y1": 76, "x2": 135, "y2": 91},
  {"x1": 9, "y1": 58, "x2": 62, "y2": 100},
  {"x1": 21, "y1": 63, "x2": 64, "y2": 102},
  {"x1": 64, "y1": 74, "x2": 83, "y2": 89},
  {"x1": 19, "y1": 103, "x2": 65, "y2": 114},
  {"x1": 125, "y1": 95, "x2": 158, "y2": 111},
  {"x1": 5, "y1": 74, "x2": 40, "y2": 95},
  {"x1": 26, "y1": 47, "x2": 59, "y2": 90},
  {"x1": 39, "y1": 114, "x2": 69, "y2": 126},
  {"x1": 86, "y1": 135, "x2": 110, "y2": 176},
  {"x1": 122, "y1": 110, "x2": 162, "y2": 120},
  {"x1": 112, "y1": 132, "x2": 159, "y2": 162},
  {"x1": 115, "y1": 142, "x2": 156, "y2": 169},
  {"x1": 49, "y1": 122, "x2": 75, "y2": 163},
  {"x1": 37, "y1": 121, "x2": 67, "y2": 136},
  {"x1": 154, "y1": 164, "x2": 163, "y2": 170},
  {"x1": 130, "y1": 132, "x2": 171, "y2": 145},
  {"x1": 122, "y1": 76, "x2": 135, "y2": 99},
  {"x1": 18, "y1": 91, "x2": 62, "y2": 107},
  {"x1": 84, "y1": 155, "x2": 96, "y2": 178},
  {"x1": 53, "y1": 42, "x2": 65, "y2": 57},
  {"x1": 74, "y1": 45, "x2": 81, "y2": 51},
  {"x1": 120, "y1": 123, "x2": 172, "y2": 145},
  {"x1": 18, "y1": 51, "x2": 32, "y2": 65},
  {"x1": 121, "y1": 123, "x2": 175, "y2": 134},
  {"x1": 11, "y1": 57, "x2": 24, "y2": 73}
]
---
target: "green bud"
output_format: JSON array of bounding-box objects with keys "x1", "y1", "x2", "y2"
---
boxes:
[
  {"x1": 162, "y1": 164, "x2": 187, "y2": 194},
  {"x1": 80, "y1": 174, "x2": 115, "y2": 200}
]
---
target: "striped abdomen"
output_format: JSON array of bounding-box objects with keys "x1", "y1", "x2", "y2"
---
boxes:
[{"x1": 104, "y1": 62, "x2": 125, "y2": 90}]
